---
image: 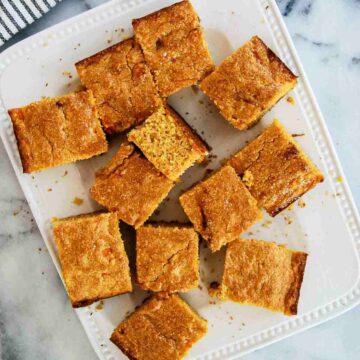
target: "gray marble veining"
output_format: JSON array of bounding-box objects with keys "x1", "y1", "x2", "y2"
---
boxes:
[{"x1": 1, "y1": 0, "x2": 360, "y2": 359}]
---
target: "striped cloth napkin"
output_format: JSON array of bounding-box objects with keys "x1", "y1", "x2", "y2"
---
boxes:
[{"x1": 0, "y1": 0, "x2": 61, "y2": 46}]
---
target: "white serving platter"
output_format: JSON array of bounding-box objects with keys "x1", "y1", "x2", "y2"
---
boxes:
[{"x1": 1, "y1": 0, "x2": 360, "y2": 359}]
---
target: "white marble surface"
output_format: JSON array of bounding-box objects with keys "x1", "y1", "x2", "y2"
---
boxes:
[{"x1": 1, "y1": 0, "x2": 360, "y2": 359}]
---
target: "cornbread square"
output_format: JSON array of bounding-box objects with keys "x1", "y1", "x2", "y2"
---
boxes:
[
  {"x1": 200, "y1": 36, "x2": 297, "y2": 130},
  {"x1": 180, "y1": 166, "x2": 262, "y2": 252},
  {"x1": 110, "y1": 293, "x2": 207, "y2": 360},
  {"x1": 136, "y1": 223, "x2": 199, "y2": 292},
  {"x1": 52, "y1": 212, "x2": 132, "y2": 308},
  {"x1": 128, "y1": 106, "x2": 208, "y2": 180},
  {"x1": 132, "y1": 0, "x2": 214, "y2": 97},
  {"x1": 8, "y1": 90, "x2": 107, "y2": 173},
  {"x1": 90, "y1": 142, "x2": 174, "y2": 229},
  {"x1": 212, "y1": 239, "x2": 308, "y2": 315},
  {"x1": 76, "y1": 38, "x2": 161, "y2": 134},
  {"x1": 228, "y1": 120, "x2": 324, "y2": 216}
]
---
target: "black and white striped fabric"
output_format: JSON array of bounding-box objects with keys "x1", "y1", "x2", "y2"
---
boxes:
[{"x1": 0, "y1": 0, "x2": 61, "y2": 46}]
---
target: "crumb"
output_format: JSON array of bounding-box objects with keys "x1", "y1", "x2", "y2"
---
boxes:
[
  {"x1": 121, "y1": 28, "x2": 125, "y2": 33},
  {"x1": 198, "y1": 100, "x2": 204, "y2": 105},
  {"x1": 230, "y1": 316, "x2": 234, "y2": 320},
  {"x1": 198, "y1": 285, "x2": 203, "y2": 290},
  {"x1": 336, "y1": 176, "x2": 343, "y2": 183},
  {"x1": 287, "y1": 204, "x2": 294, "y2": 211},
  {"x1": 265, "y1": 5, "x2": 269, "y2": 10},
  {"x1": 298, "y1": 199, "x2": 306, "y2": 208},
  {"x1": 41, "y1": 271, "x2": 44, "y2": 275},
  {"x1": 47, "y1": 188, "x2": 52, "y2": 192},
  {"x1": 62, "y1": 71, "x2": 72, "y2": 79},
  {"x1": 185, "y1": 112, "x2": 189, "y2": 115},
  {"x1": 248, "y1": 231, "x2": 253, "y2": 235},
  {"x1": 38, "y1": 247, "x2": 42, "y2": 252},
  {"x1": 287, "y1": 96, "x2": 295, "y2": 105},
  {"x1": 45, "y1": 82, "x2": 48, "y2": 87},
  {"x1": 72, "y1": 197, "x2": 84, "y2": 206},
  {"x1": 292, "y1": 133, "x2": 305, "y2": 137},
  {"x1": 284, "y1": 216, "x2": 293, "y2": 225},
  {"x1": 107, "y1": 38, "x2": 113, "y2": 44},
  {"x1": 13, "y1": 209, "x2": 20, "y2": 216},
  {"x1": 95, "y1": 300, "x2": 104, "y2": 311},
  {"x1": 191, "y1": 85, "x2": 199, "y2": 94},
  {"x1": 62, "y1": 170, "x2": 68, "y2": 177},
  {"x1": 261, "y1": 220, "x2": 272, "y2": 228}
]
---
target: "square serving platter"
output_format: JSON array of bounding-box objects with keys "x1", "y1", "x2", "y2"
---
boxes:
[{"x1": 1, "y1": 0, "x2": 360, "y2": 359}]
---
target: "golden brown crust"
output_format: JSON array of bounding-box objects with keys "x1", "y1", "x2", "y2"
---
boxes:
[
  {"x1": 76, "y1": 38, "x2": 161, "y2": 134},
  {"x1": 200, "y1": 36, "x2": 297, "y2": 130},
  {"x1": 228, "y1": 119, "x2": 324, "y2": 216},
  {"x1": 215, "y1": 239, "x2": 307, "y2": 316},
  {"x1": 284, "y1": 252, "x2": 308, "y2": 315},
  {"x1": 110, "y1": 293, "x2": 207, "y2": 360},
  {"x1": 8, "y1": 90, "x2": 108, "y2": 173},
  {"x1": 179, "y1": 166, "x2": 262, "y2": 252},
  {"x1": 90, "y1": 142, "x2": 174, "y2": 228},
  {"x1": 52, "y1": 212, "x2": 132, "y2": 307},
  {"x1": 136, "y1": 223, "x2": 199, "y2": 292},
  {"x1": 128, "y1": 105, "x2": 208, "y2": 181},
  {"x1": 132, "y1": 0, "x2": 214, "y2": 97}
]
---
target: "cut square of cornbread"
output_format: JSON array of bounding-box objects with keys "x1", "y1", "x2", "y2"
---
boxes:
[
  {"x1": 90, "y1": 142, "x2": 174, "y2": 229},
  {"x1": 52, "y1": 212, "x2": 132, "y2": 308},
  {"x1": 128, "y1": 106, "x2": 208, "y2": 181},
  {"x1": 110, "y1": 293, "x2": 207, "y2": 360},
  {"x1": 200, "y1": 36, "x2": 297, "y2": 130},
  {"x1": 8, "y1": 90, "x2": 108, "y2": 173},
  {"x1": 76, "y1": 38, "x2": 161, "y2": 134},
  {"x1": 179, "y1": 165, "x2": 262, "y2": 252},
  {"x1": 136, "y1": 223, "x2": 199, "y2": 292},
  {"x1": 132, "y1": 0, "x2": 214, "y2": 97},
  {"x1": 211, "y1": 239, "x2": 308, "y2": 315},
  {"x1": 228, "y1": 120, "x2": 324, "y2": 216}
]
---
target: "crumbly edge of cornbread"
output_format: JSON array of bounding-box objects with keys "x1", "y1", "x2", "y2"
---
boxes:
[{"x1": 128, "y1": 105, "x2": 208, "y2": 180}]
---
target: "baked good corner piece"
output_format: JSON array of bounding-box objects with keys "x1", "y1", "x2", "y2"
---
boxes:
[
  {"x1": 110, "y1": 293, "x2": 207, "y2": 360},
  {"x1": 75, "y1": 38, "x2": 161, "y2": 134},
  {"x1": 136, "y1": 223, "x2": 199, "y2": 292},
  {"x1": 52, "y1": 212, "x2": 132, "y2": 308},
  {"x1": 228, "y1": 119, "x2": 324, "y2": 216},
  {"x1": 212, "y1": 239, "x2": 308, "y2": 316},
  {"x1": 90, "y1": 142, "x2": 174, "y2": 229},
  {"x1": 132, "y1": 0, "x2": 214, "y2": 97},
  {"x1": 200, "y1": 36, "x2": 297, "y2": 130},
  {"x1": 8, "y1": 90, "x2": 108, "y2": 173},
  {"x1": 128, "y1": 106, "x2": 208, "y2": 181},
  {"x1": 179, "y1": 165, "x2": 262, "y2": 252}
]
